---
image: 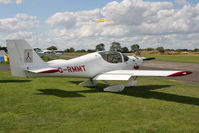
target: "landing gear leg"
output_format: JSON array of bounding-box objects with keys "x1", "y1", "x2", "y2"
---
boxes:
[
  {"x1": 125, "y1": 77, "x2": 137, "y2": 87},
  {"x1": 79, "y1": 79, "x2": 98, "y2": 87}
]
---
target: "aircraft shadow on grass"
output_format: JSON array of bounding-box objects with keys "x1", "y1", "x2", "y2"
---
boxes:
[
  {"x1": 37, "y1": 89, "x2": 86, "y2": 98},
  {"x1": 37, "y1": 81, "x2": 199, "y2": 106},
  {"x1": 0, "y1": 80, "x2": 31, "y2": 83}
]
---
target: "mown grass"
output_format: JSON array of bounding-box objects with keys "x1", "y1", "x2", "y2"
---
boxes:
[
  {"x1": 0, "y1": 71, "x2": 199, "y2": 133},
  {"x1": 141, "y1": 54, "x2": 199, "y2": 64},
  {"x1": 0, "y1": 62, "x2": 9, "y2": 65}
]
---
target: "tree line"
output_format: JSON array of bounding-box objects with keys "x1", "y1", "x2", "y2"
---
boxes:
[{"x1": 45, "y1": 42, "x2": 199, "y2": 53}]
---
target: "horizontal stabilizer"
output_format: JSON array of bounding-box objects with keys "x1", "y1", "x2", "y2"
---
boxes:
[{"x1": 26, "y1": 68, "x2": 58, "y2": 73}]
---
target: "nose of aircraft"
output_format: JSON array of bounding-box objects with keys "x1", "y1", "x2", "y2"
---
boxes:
[
  {"x1": 128, "y1": 56, "x2": 143, "y2": 70},
  {"x1": 134, "y1": 65, "x2": 139, "y2": 70}
]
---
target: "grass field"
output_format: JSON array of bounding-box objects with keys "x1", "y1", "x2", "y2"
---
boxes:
[
  {"x1": 141, "y1": 54, "x2": 199, "y2": 64},
  {"x1": 0, "y1": 71, "x2": 199, "y2": 133},
  {"x1": 0, "y1": 62, "x2": 9, "y2": 65}
]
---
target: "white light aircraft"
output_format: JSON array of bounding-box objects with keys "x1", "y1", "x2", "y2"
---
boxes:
[
  {"x1": 36, "y1": 49, "x2": 62, "y2": 57},
  {"x1": 6, "y1": 40, "x2": 192, "y2": 92}
]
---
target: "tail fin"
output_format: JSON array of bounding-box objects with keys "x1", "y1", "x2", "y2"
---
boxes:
[{"x1": 6, "y1": 39, "x2": 47, "y2": 77}]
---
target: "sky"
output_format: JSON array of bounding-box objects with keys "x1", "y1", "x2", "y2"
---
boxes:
[{"x1": 0, "y1": 0, "x2": 199, "y2": 50}]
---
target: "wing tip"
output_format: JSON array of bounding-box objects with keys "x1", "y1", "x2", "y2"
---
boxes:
[{"x1": 167, "y1": 71, "x2": 192, "y2": 77}]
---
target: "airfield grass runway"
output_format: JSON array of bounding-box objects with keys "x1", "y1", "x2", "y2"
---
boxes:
[{"x1": 0, "y1": 65, "x2": 199, "y2": 132}]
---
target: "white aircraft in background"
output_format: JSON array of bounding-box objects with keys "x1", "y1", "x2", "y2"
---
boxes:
[
  {"x1": 6, "y1": 40, "x2": 192, "y2": 92},
  {"x1": 36, "y1": 49, "x2": 62, "y2": 57}
]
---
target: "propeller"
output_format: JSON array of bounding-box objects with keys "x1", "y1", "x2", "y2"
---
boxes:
[
  {"x1": 134, "y1": 46, "x2": 155, "y2": 61},
  {"x1": 134, "y1": 46, "x2": 141, "y2": 57},
  {"x1": 142, "y1": 57, "x2": 155, "y2": 61}
]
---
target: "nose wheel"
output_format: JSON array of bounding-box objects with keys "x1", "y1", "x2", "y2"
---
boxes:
[{"x1": 79, "y1": 79, "x2": 98, "y2": 87}]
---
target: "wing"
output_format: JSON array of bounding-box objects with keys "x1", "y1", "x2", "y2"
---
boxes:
[
  {"x1": 26, "y1": 67, "x2": 58, "y2": 73},
  {"x1": 93, "y1": 70, "x2": 192, "y2": 81}
]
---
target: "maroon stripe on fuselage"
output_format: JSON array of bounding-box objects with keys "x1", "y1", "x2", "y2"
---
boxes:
[{"x1": 39, "y1": 69, "x2": 59, "y2": 73}]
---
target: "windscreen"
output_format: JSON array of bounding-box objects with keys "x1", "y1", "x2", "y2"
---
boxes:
[{"x1": 99, "y1": 51, "x2": 122, "y2": 63}]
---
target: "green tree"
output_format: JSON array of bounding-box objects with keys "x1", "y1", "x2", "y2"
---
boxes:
[
  {"x1": 64, "y1": 49, "x2": 69, "y2": 52},
  {"x1": 87, "y1": 49, "x2": 96, "y2": 53},
  {"x1": 47, "y1": 46, "x2": 57, "y2": 50},
  {"x1": 69, "y1": 47, "x2": 75, "y2": 52},
  {"x1": 146, "y1": 48, "x2": 154, "y2": 51},
  {"x1": 64, "y1": 47, "x2": 75, "y2": 52},
  {"x1": 156, "y1": 47, "x2": 164, "y2": 53},
  {"x1": 176, "y1": 49, "x2": 188, "y2": 52},
  {"x1": 0, "y1": 46, "x2": 7, "y2": 52},
  {"x1": 34, "y1": 48, "x2": 41, "y2": 51},
  {"x1": 76, "y1": 49, "x2": 86, "y2": 52},
  {"x1": 194, "y1": 48, "x2": 199, "y2": 52},
  {"x1": 95, "y1": 43, "x2": 105, "y2": 51},
  {"x1": 110, "y1": 42, "x2": 121, "y2": 52},
  {"x1": 131, "y1": 44, "x2": 140, "y2": 52},
  {"x1": 121, "y1": 47, "x2": 129, "y2": 53},
  {"x1": 165, "y1": 49, "x2": 174, "y2": 51}
]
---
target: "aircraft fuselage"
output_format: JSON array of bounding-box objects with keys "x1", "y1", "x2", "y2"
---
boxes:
[{"x1": 45, "y1": 52, "x2": 143, "y2": 78}]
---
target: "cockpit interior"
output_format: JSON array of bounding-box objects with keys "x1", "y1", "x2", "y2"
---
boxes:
[{"x1": 98, "y1": 51, "x2": 129, "y2": 63}]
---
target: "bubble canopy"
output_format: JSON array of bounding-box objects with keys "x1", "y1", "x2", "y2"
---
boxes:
[{"x1": 98, "y1": 51, "x2": 129, "y2": 63}]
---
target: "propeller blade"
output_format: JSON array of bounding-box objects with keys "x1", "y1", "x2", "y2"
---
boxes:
[
  {"x1": 143, "y1": 57, "x2": 155, "y2": 61},
  {"x1": 134, "y1": 47, "x2": 140, "y2": 56}
]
